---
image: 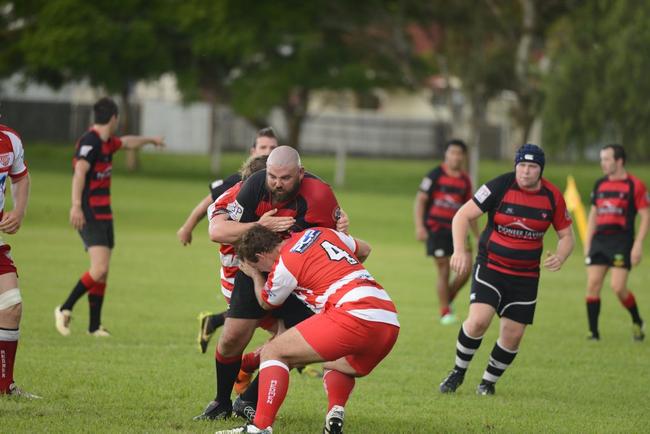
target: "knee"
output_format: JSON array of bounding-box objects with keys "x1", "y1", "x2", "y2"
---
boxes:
[
  {"x1": 612, "y1": 285, "x2": 627, "y2": 298},
  {"x1": 218, "y1": 326, "x2": 249, "y2": 355},
  {"x1": 0, "y1": 302, "x2": 22, "y2": 326},
  {"x1": 259, "y1": 343, "x2": 283, "y2": 363},
  {"x1": 464, "y1": 318, "x2": 489, "y2": 337},
  {"x1": 586, "y1": 280, "x2": 601, "y2": 296},
  {"x1": 90, "y1": 266, "x2": 109, "y2": 283}
]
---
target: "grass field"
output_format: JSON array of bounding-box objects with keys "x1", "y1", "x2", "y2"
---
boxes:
[{"x1": 1, "y1": 144, "x2": 649, "y2": 433}]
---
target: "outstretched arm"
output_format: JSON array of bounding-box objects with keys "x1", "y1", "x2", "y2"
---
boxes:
[
  {"x1": 120, "y1": 135, "x2": 165, "y2": 150},
  {"x1": 177, "y1": 193, "x2": 213, "y2": 246}
]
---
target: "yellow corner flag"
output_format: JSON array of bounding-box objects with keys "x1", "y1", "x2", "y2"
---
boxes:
[{"x1": 564, "y1": 175, "x2": 588, "y2": 245}]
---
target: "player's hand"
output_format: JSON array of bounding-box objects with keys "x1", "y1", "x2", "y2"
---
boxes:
[
  {"x1": 450, "y1": 251, "x2": 470, "y2": 276},
  {"x1": 336, "y1": 209, "x2": 349, "y2": 233},
  {"x1": 258, "y1": 209, "x2": 295, "y2": 232},
  {"x1": 631, "y1": 242, "x2": 643, "y2": 266},
  {"x1": 69, "y1": 205, "x2": 86, "y2": 231},
  {"x1": 177, "y1": 226, "x2": 192, "y2": 246},
  {"x1": 543, "y1": 251, "x2": 564, "y2": 272},
  {"x1": 415, "y1": 226, "x2": 427, "y2": 242},
  {"x1": 0, "y1": 210, "x2": 24, "y2": 234},
  {"x1": 151, "y1": 136, "x2": 165, "y2": 148},
  {"x1": 239, "y1": 260, "x2": 261, "y2": 278}
]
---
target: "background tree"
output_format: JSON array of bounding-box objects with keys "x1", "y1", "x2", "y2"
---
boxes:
[
  {"x1": 543, "y1": 1, "x2": 650, "y2": 159},
  {"x1": 16, "y1": 0, "x2": 173, "y2": 169}
]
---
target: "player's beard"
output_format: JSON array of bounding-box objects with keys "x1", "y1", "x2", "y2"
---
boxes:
[{"x1": 269, "y1": 180, "x2": 300, "y2": 203}]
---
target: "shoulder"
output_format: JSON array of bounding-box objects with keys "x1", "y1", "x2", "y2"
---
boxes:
[
  {"x1": 0, "y1": 124, "x2": 20, "y2": 140},
  {"x1": 0, "y1": 125, "x2": 22, "y2": 150},
  {"x1": 79, "y1": 130, "x2": 102, "y2": 147},
  {"x1": 628, "y1": 173, "x2": 647, "y2": 189},
  {"x1": 300, "y1": 173, "x2": 334, "y2": 196},
  {"x1": 224, "y1": 172, "x2": 242, "y2": 186},
  {"x1": 541, "y1": 178, "x2": 563, "y2": 196}
]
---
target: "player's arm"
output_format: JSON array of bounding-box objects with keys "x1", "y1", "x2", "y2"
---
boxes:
[
  {"x1": 209, "y1": 209, "x2": 295, "y2": 244},
  {"x1": 450, "y1": 200, "x2": 483, "y2": 276},
  {"x1": 238, "y1": 260, "x2": 273, "y2": 310},
  {"x1": 413, "y1": 191, "x2": 429, "y2": 241},
  {"x1": 544, "y1": 226, "x2": 574, "y2": 272},
  {"x1": 70, "y1": 160, "x2": 91, "y2": 230},
  {"x1": 631, "y1": 207, "x2": 649, "y2": 266},
  {"x1": 0, "y1": 174, "x2": 30, "y2": 234},
  {"x1": 354, "y1": 237, "x2": 371, "y2": 263},
  {"x1": 177, "y1": 193, "x2": 212, "y2": 246},
  {"x1": 584, "y1": 206, "x2": 597, "y2": 257},
  {"x1": 120, "y1": 135, "x2": 165, "y2": 150},
  {"x1": 337, "y1": 209, "x2": 350, "y2": 234}
]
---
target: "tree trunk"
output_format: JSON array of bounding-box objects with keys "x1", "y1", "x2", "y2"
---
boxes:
[
  {"x1": 512, "y1": 0, "x2": 537, "y2": 150},
  {"x1": 283, "y1": 87, "x2": 310, "y2": 150},
  {"x1": 209, "y1": 102, "x2": 223, "y2": 175},
  {"x1": 120, "y1": 85, "x2": 140, "y2": 172},
  {"x1": 469, "y1": 94, "x2": 486, "y2": 188}
]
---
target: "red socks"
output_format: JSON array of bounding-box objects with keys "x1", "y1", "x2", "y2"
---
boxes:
[
  {"x1": 621, "y1": 292, "x2": 636, "y2": 309},
  {"x1": 323, "y1": 369, "x2": 355, "y2": 410},
  {"x1": 0, "y1": 328, "x2": 19, "y2": 393},
  {"x1": 254, "y1": 360, "x2": 290, "y2": 429}
]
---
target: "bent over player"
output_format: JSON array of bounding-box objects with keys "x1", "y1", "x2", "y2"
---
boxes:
[
  {"x1": 439, "y1": 144, "x2": 574, "y2": 395},
  {"x1": 584, "y1": 144, "x2": 649, "y2": 341},
  {"x1": 0, "y1": 123, "x2": 35, "y2": 397},
  {"x1": 215, "y1": 225, "x2": 399, "y2": 434}
]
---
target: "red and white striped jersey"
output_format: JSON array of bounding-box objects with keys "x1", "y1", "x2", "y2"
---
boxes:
[
  {"x1": 263, "y1": 228, "x2": 399, "y2": 327},
  {"x1": 0, "y1": 124, "x2": 29, "y2": 218},
  {"x1": 208, "y1": 181, "x2": 245, "y2": 301}
]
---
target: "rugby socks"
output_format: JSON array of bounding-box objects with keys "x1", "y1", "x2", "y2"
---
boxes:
[
  {"x1": 240, "y1": 373, "x2": 260, "y2": 403},
  {"x1": 0, "y1": 327, "x2": 19, "y2": 393},
  {"x1": 454, "y1": 324, "x2": 483, "y2": 372},
  {"x1": 214, "y1": 350, "x2": 242, "y2": 404},
  {"x1": 586, "y1": 296, "x2": 601, "y2": 338},
  {"x1": 241, "y1": 350, "x2": 261, "y2": 373},
  {"x1": 481, "y1": 341, "x2": 518, "y2": 384},
  {"x1": 323, "y1": 369, "x2": 355, "y2": 411},
  {"x1": 61, "y1": 271, "x2": 96, "y2": 311},
  {"x1": 88, "y1": 282, "x2": 106, "y2": 332},
  {"x1": 440, "y1": 306, "x2": 451, "y2": 317},
  {"x1": 621, "y1": 292, "x2": 643, "y2": 325},
  {"x1": 254, "y1": 360, "x2": 290, "y2": 429}
]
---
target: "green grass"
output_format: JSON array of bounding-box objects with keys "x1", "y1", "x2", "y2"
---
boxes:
[{"x1": 2, "y1": 145, "x2": 649, "y2": 433}]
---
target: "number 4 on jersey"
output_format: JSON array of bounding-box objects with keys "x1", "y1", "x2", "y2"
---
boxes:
[{"x1": 321, "y1": 240, "x2": 358, "y2": 265}]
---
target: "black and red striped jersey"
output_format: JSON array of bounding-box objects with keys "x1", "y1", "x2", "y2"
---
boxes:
[
  {"x1": 419, "y1": 164, "x2": 472, "y2": 231},
  {"x1": 209, "y1": 172, "x2": 241, "y2": 201},
  {"x1": 220, "y1": 169, "x2": 340, "y2": 233},
  {"x1": 591, "y1": 174, "x2": 649, "y2": 236},
  {"x1": 472, "y1": 172, "x2": 572, "y2": 278},
  {"x1": 72, "y1": 129, "x2": 122, "y2": 221}
]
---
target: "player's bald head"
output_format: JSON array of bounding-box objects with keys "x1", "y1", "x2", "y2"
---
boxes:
[{"x1": 267, "y1": 146, "x2": 301, "y2": 169}]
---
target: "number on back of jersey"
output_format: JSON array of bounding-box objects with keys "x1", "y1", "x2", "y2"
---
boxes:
[{"x1": 321, "y1": 240, "x2": 358, "y2": 265}]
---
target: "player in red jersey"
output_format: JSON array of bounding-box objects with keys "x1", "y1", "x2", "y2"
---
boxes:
[
  {"x1": 54, "y1": 97, "x2": 164, "y2": 337},
  {"x1": 414, "y1": 139, "x2": 478, "y2": 325},
  {"x1": 439, "y1": 144, "x2": 574, "y2": 396},
  {"x1": 0, "y1": 123, "x2": 36, "y2": 398},
  {"x1": 584, "y1": 144, "x2": 649, "y2": 341},
  {"x1": 177, "y1": 128, "x2": 278, "y2": 354},
  {"x1": 194, "y1": 146, "x2": 348, "y2": 421},
  {"x1": 213, "y1": 225, "x2": 399, "y2": 434}
]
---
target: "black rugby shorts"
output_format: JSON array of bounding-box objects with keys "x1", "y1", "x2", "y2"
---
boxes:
[
  {"x1": 78, "y1": 220, "x2": 114, "y2": 250},
  {"x1": 586, "y1": 232, "x2": 633, "y2": 270}
]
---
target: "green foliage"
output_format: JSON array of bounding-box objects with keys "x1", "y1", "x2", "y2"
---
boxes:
[
  {"x1": 543, "y1": 1, "x2": 650, "y2": 159},
  {"x1": 1, "y1": 145, "x2": 649, "y2": 432},
  {"x1": 17, "y1": 0, "x2": 173, "y2": 92}
]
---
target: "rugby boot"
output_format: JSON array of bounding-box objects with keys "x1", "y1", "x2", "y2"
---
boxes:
[
  {"x1": 323, "y1": 405, "x2": 344, "y2": 434},
  {"x1": 233, "y1": 396, "x2": 256, "y2": 422},
  {"x1": 193, "y1": 400, "x2": 232, "y2": 421},
  {"x1": 439, "y1": 369, "x2": 465, "y2": 393},
  {"x1": 476, "y1": 380, "x2": 496, "y2": 396}
]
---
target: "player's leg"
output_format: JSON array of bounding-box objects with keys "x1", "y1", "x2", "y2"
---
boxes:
[
  {"x1": 0, "y1": 272, "x2": 20, "y2": 395},
  {"x1": 476, "y1": 317, "x2": 526, "y2": 395},
  {"x1": 440, "y1": 264, "x2": 499, "y2": 393},
  {"x1": 434, "y1": 256, "x2": 454, "y2": 323},
  {"x1": 585, "y1": 265, "x2": 608, "y2": 340},
  {"x1": 86, "y1": 245, "x2": 110, "y2": 335},
  {"x1": 610, "y1": 267, "x2": 644, "y2": 340}
]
